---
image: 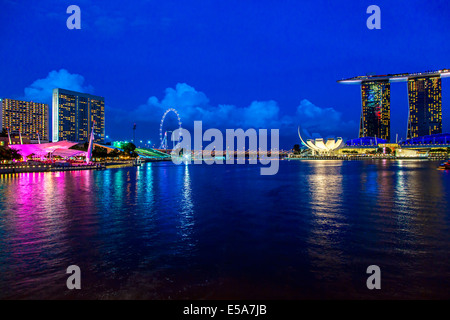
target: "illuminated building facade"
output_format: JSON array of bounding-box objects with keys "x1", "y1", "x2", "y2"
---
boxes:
[
  {"x1": 52, "y1": 88, "x2": 105, "y2": 143},
  {"x1": 359, "y1": 81, "x2": 390, "y2": 141},
  {"x1": 298, "y1": 127, "x2": 345, "y2": 155},
  {"x1": 338, "y1": 69, "x2": 449, "y2": 140},
  {"x1": 407, "y1": 76, "x2": 442, "y2": 139},
  {"x1": 0, "y1": 98, "x2": 49, "y2": 142}
]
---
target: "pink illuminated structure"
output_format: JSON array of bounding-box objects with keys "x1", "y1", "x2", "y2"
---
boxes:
[{"x1": 9, "y1": 141, "x2": 86, "y2": 161}]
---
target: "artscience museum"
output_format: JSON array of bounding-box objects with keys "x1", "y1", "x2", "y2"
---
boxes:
[{"x1": 297, "y1": 127, "x2": 345, "y2": 155}]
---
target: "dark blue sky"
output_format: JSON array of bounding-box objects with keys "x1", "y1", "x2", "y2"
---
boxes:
[{"x1": 1, "y1": 0, "x2": 449, "y2": 148}]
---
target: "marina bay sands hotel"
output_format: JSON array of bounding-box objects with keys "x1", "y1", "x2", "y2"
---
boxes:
[{"x1": 338, "y1": 69, "x2": 450, "y2": 142}]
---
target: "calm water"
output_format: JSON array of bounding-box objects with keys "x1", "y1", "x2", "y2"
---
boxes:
[{"x1": 0, "y1": 160, "x2": 449, "y2": 299}]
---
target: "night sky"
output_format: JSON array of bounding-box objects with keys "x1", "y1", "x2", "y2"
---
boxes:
[{"x1": 1, "y1": 0, "x2": 449, "y2": 148}]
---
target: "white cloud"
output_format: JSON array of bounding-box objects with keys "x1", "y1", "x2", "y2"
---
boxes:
[
  {"x1": 22, "y1": 69, "x2": 94, "y2": 104},
  {"x1": 125, "y1": 83, "x2": 290, "y2": 131}
]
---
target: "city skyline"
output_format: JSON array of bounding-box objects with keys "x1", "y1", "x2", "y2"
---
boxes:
[
  {"x1": 3, "y1": 73, "x2": 449, "y2": 160},
  {"x1": 1, "y1": 67, "x2": 448, "y2": 147}
]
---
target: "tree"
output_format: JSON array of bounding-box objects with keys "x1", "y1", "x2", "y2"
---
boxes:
[
  {"x1": 123, "y1": 142, "x2": 136, "y2": 154},
  {"x1": 107, "y1": 149, "x2": 120, "y2": 158},
  {"x1": 70, "y1": 143, "x2": 87, "y2": 151},
  {"x1": 0, "y1": 128, "x2": 8, "y2": 137},
  {"x1": 293, "y1": 144, "x2": 301, "y2": 154},
  {"x1": 11, "y1": 148, "x2": 22, "y2": 160},
  {"x1": 0, "y1": 147, "x2": 9, "y2": 159},
  {"x1": 93, "y1": 146, "x2": 108, "y2": 158},
  {"x1": 0, "y1": 147, "x2": 21, "y2": 160}
]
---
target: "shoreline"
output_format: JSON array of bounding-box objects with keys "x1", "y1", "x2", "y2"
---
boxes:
[
  {"x1": 288, "y1": 156, "x2": 445, "y2": 161},
  {"x1": 0, "y1": 156, "x2": 446, "y2": 175},
  {"x1": 0, "y1": 158, "x2": 173, "y2": 174},
  {"x1": 0, "y1": 163, "x2": 104, "y2": 174}
]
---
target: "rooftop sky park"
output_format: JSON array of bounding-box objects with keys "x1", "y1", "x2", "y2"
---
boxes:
[{"x1": 337, "y1": 69, "x2": 449, "y2": 142}]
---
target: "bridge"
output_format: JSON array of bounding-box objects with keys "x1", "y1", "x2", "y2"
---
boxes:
[
  {"x1": 95, "y1": 144, "x2": 288, "y2": 160},
  {"x1": 94, "y1": 143, "x2": 171, "y2": 159},
  {"x1": 134, "y1": 148, "x2": 171, "y2": 159}
]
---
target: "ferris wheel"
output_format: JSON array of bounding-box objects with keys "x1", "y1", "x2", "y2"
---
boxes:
[{"x1": 159, "y1": 108, "x2": 182, "y2": 150}]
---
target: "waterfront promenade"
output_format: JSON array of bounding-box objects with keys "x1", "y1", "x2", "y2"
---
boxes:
[
  {"x1": 0, "y1": 162, "x2": 105, "y2": 174},
  {"x1": 0, "y1": 157, "x2": 175, "y2": 174},
  {"x1": 289, "y1": 154, "x2": 448, "y2": 161}
]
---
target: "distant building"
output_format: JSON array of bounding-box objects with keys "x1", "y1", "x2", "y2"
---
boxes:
[
  {"x1": 407, "y1": 76, "x2": 442, "y2": 139},
  {"x1": 400, "y1": 132, "x2": 450, "y2": 145},
  {"x1": 0, "y1": 98, "x2": 49, "y2": 143},
  {"x1": 52, "y1": 88, "x2": 105, "y2": 143},
  {"x1": 359, "y1": 81, "x2": 391, "y2": 141},
  {"x1": 346, "y1": 137, "x2": 387, "y2": 146}
]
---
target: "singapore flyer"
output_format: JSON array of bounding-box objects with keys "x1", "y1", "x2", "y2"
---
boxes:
[{"x1": 159, "y1": 108, "x2": 182, "y2": 150}]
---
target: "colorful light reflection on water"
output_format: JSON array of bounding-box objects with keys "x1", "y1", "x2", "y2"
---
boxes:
[{"x1": 0, "y1": 160, "x2": 449, "y2": 299}]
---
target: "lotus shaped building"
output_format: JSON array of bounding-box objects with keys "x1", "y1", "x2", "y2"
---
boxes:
[{"x1": 298, "y1": 127, "x2": 345, "y2": 155}]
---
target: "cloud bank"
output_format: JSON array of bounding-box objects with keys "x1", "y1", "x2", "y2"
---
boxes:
[
  {"x1": 121, "y1": 83, "x2": 291, "y2": 129},
  {"x1": 115, "y1": 82, "x2": 356, "y2": 141}
]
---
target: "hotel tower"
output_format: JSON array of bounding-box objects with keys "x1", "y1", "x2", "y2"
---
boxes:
[
  {"x1": 359, "y1": 80, "x2": 391, "y2": 141},
  {"x1": 0, "y1": 98, "x2": 49, "y2": 142},
  {"x1": 338, "y1": 69, "x2": 449, "y2": 141},
  {"x1": 406, "y1": 75, "x2": 442, "y2": 139},
  {"x1": 52, "y1": 88, "x2": 105, "y2": 143}
]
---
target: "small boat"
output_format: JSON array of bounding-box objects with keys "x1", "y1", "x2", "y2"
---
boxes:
[
  {"x1": 133, "y1": 158, "x2": 144, "y2": 166},
  {"x1": 437, "y1": 159, "x2": 450, "y2": 170}
]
